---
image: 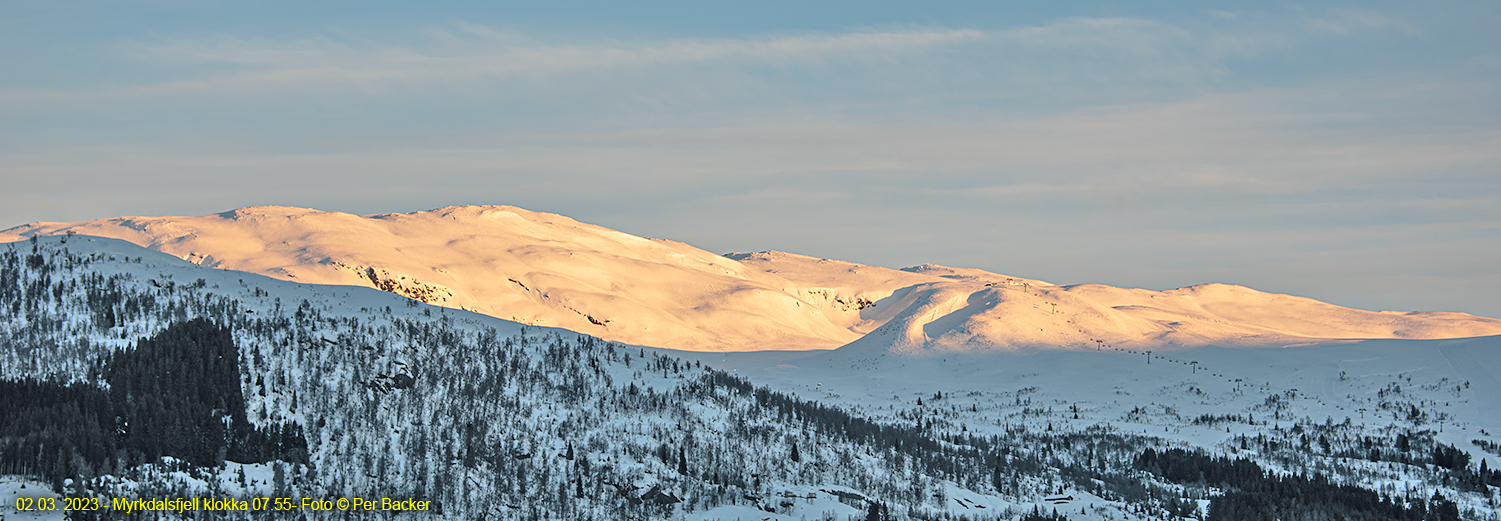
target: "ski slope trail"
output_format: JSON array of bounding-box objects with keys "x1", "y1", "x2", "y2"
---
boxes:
[{"x1": 1437, "y1": 336, "x2": 1501, "y2": 435}]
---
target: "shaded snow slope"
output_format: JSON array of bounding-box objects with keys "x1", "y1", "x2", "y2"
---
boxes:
[
  {"x1": 669, "y1": 334, "x2": 1501, "y2": 462},
  {"x1": 6, "y1": 205, "x2": 1499, "y2": 353}
]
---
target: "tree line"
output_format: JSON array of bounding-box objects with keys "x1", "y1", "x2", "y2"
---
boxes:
[{"x1": 1136, "y1": 447, "x2": 1462, "y2": 521}]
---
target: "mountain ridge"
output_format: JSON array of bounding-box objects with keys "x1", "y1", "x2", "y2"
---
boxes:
[{"x1": 5, "y1": 204, "x2": 1499, "y2": 353}]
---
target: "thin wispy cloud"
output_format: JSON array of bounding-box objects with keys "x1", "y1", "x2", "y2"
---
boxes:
[
  {"x1": 96, "y1": 27, "x2": 989, "y2": 96},
  {"x1": 135, "y1": 26, "x2": 989, "y2": 67},
  {"x1": 1301, "y1": 9, "x2": 1413, "y2": 36},
  {"x1": 4, "y1": 16, "x2": 1369, "y2": 106}
]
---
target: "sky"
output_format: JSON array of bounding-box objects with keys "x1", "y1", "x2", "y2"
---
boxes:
[{"x1": 2, "y1": 1, "x2": 1499, "y2": 318}]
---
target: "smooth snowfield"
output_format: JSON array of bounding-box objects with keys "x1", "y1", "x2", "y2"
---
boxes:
[
  {"x1": 6, "y1": 205, "x2": 1499, "y2": 352},
  {"x1": 670, "y1": 334, "x2": 1501, "y2": 461}
]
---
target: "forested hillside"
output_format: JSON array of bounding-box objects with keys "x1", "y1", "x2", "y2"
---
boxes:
[{"x1": 2, "y1": 236, "x2": 1498, "y2": 520}]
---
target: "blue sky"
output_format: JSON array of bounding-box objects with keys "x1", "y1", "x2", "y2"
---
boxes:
[{"x1": 3, "y1": 1, "x2": 1499, "y2": 318}]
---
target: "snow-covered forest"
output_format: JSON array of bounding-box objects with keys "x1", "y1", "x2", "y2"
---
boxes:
[{"x1": 3, "y1": 236, "x2": 1500, "y2": 520}]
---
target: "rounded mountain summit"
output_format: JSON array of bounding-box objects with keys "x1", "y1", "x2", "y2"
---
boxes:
[{"x1": 5, "y1": 205, "x2": 1498, "y2": 353}]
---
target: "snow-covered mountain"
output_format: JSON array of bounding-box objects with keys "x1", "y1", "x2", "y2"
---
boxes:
[
  {"x1": 5, "y1": 205, "x2": 1499, "y2": 354},
  {"x1": 2, "y1": 235, "x2": 977, "y2": 520},
  {"x1": 4, "y1": 232, "x2": 1500, "y2": 520}
]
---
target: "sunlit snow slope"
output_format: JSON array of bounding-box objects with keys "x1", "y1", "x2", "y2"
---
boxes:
[{"x1": 5, "y1": 205, "x2": 1499, "y2": 352}]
